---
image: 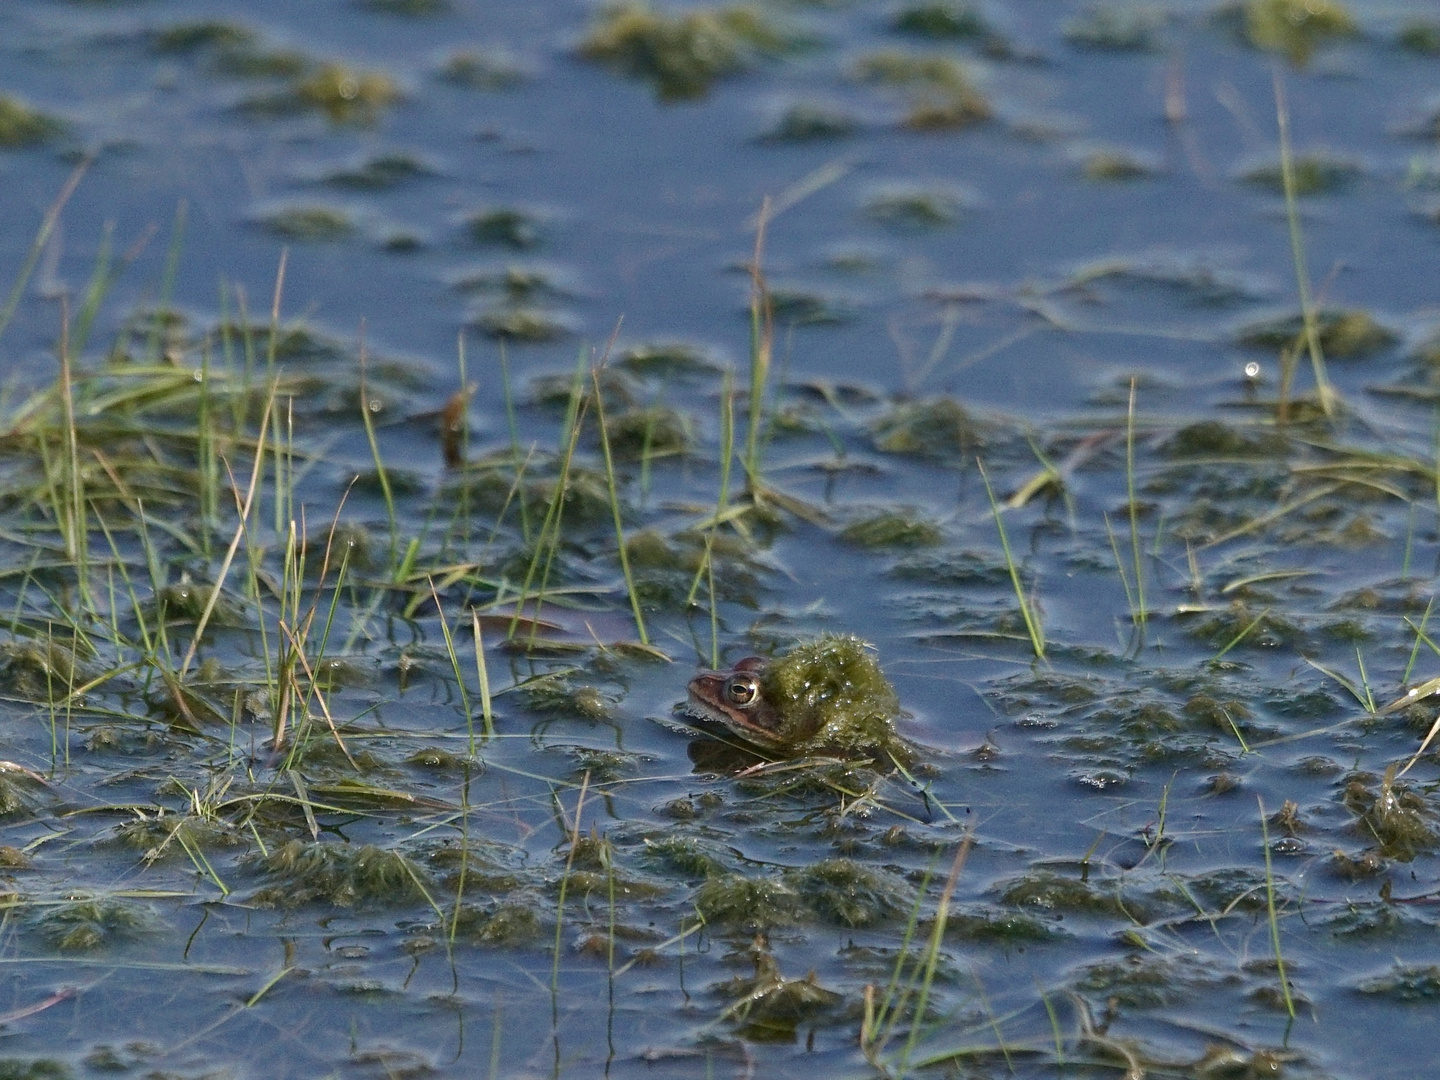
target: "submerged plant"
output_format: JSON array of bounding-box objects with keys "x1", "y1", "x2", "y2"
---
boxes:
[
  {"x1": 252, "y1": 841, "x2": 429, "y2": 906},
  {"x1": 856, "y1": 51, "x2": 991, "y2": 130},
  {"x1": 0, "y1": 97, "x2": 62, "y2": 148}
]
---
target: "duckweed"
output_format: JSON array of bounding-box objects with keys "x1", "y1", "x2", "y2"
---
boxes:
[{"x1": 579, "y1": 3, "x2": 792, "y2": 101}]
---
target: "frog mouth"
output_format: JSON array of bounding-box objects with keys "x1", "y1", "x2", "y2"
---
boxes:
[{"x1": 679, "y1": 690, "x2": 730, "y2": 728}]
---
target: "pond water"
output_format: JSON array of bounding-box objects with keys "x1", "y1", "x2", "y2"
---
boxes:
[{"x1": 0, "y1": 0, "x2": 1439, "y2": 1077}]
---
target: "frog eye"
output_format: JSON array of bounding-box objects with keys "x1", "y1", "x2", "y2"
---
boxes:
[{"x1": 723, "y1": 674, "x2": 760, "y2": 709}]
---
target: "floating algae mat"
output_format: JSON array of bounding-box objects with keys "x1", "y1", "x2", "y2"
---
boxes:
[{"x1": 0, "y1": 1, "x2": 1438, "y2": 1078}]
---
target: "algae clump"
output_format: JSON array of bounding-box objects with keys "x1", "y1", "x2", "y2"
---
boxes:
[
  {"x1": 1243, "y1": 0, "x2": 1356, "y2": 65},
  {"x1": 759, "y1": 634, "x2": 903, "y2": 757}
]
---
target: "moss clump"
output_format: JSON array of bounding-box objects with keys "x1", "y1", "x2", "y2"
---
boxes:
[
  {"x1": 787, "y1": 859, "x2": 911, "y2": 927},
  {"x1": 323, "y1": 152, "x2": 433, "y2": 190},
  {"x1": 893, "y1": 1, "x2": 987, "y2": 39},
  {"x1": 1082, "y1": 149, "x2": 1154, "y2": 181},
  {"x1": 840, "y1": 511, "x2": 943, "y2": 548},
  {"x1": 1243, "y1": 0, "x2": 1356, "y2": 64},
  {"x1": 579, "y1": 3, "x2": 791, "y2": 101},
  {"x1": 467, "y1": 208, "x2": 541, "y2": 249},
  {"x1": 440, "y1": 48, "x2": 527, "y2": 89},
  {"x1": 1357, "y1": 965, "x2": 1440, "y2": 1001},
  {"x1": 475, "y1": 306, "x2": 572, "y2": 342},
  {"x1": 694, "y1": 873, "x2": 805, "y2": 930},
  {"x1": 37, "y1": 899, "x2": 147, "y2": 952},
  {"x1": 257, "y1": 206, "x2": 355, "y2": 242},
  {"x1": 1399, "y1": 20, "x2": 1440, "y2": 54},
  {"x1": 1343, "y1": 770, "x2": 1438, "y2": 861},
  {"x1": 872, "y1": 397, "x2": 977, "y2": 457},
  {"x1": 866, "y1": 187, "x2": 962, "y2": 229},
  {"x1": 760, "y1": 634, "x2": 902, "y2": 756},
  {"x1": 603, "y1": 405, "x2": 692, "y2": 459},
  {"x1": 1064, "y1": 5, "x2": 1166, "y2": 50},
  {"x1": 453, "y1": 903, "x2": 543, "y2": 945},
  {"x1": 761, "y1": 102, "x2": 857, "y2": 142},
  {"x1": 1161, "y1": 420, "x2": 1287, "y2": 458},
  {"x1": 252, "y1": 840, "x2": 428, "y2": 906},
  {"x1": 0, "y1": 97, "x2": 62, "y2": 148},
  {"x1": 1240, "y1": 154, "x2": 1360, "y2": 195},
  {"x1": 856, "y1": 52, "x2": 991, "y2": 130},
  {"x1": 1237, "y1": 310, "x2": 1397, "y2": 359},
  {"x1": 997, "y1": 870, "x2": 1129, "y2": 917},
  {"x1": 294, "y1": 63, "x2": 399, "y2": 123},
  {"x1": 360, "y1": 0, "x2": 450, "y2": 14},
  {"x1": 152, "y1": 20, "x2": 257, "y2": 54}
]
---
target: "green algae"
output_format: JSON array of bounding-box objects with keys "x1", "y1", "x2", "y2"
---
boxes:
[
  {"x1": 360, "y1": 0, "x2": 450, "y2": 14},
  {"x1": 603, "y1": 404, "x2": 692, "y2": 459},
  {"x1": 1161, "y1": 420, "x2": 1288, "y2": 458},
  {"x1": 579, "y1": 3, "x2": 793, "y2": 101},
  {"x1": 865, "y1": 187, "x2": 963, "y2": 229},
  {"x1": 321, "y1": 152, "x2": 434, "y2": 190},
  {"x1": 151, "y1": 19, "x2": 257, "y2": 54},
  {"x1": 475, "y1": 306, "x2": 573, "y2": 342},
  {"x1": 717, "y1": 950, "x2": 841, "y2": 1040},
  {"x1": 1399, "y1": 20, "x2": 1440, "y2": 53},
  {"x1": 453, "y1": 903, "x2": 543, "y2": 946},
  {"x1": 0, "y1": 97, "x2": 63, "y2": 148},
  {"x1": 1342, "y1": 770, "x2": 1438, "y2": 861}
]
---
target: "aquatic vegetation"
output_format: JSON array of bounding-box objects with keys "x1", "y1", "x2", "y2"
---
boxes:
[
  {"x1": 0, "y1": 97, "x2": 62, "y2": 148},
  {"x1": 787, "y1": 858, "x2": 911, "y2": 927},
  {"x1": 865, "y1": 185, "x2": 963, "y2": 229},
  {"x1": 856, "y1": 51, "x2": 991, "y2": 130},
  {"x1": 151, "y1": 19, "x2": 258, "y2": 54},
  {"x1": 1161, "y1": 420, "x2": 1288, "y2": 458},
  {"x1": 1064, "y1": 4, "x2": 1167, "y2": 50},
  {"x1": 694, "y1": 873, "x2": 805, "y2": 930},
  {"x1": 840, "y1": 510, "x2": 943, "y2": 548},
  {"x1": 760, "y1": 102, "x2": 857, "y2": 142},
  {"x1": 616, "y1": 340, "x2": 719, "y2": 379},
  {"x1": 1240, "y1": 153, "x2": 1360, "y2": 195},
  {"x1": 252, "y1": 841, "x2": 429, "y2": 906},
  {"x1": 1082, "y1": 148, "x2": 1156, "y2": 181},
  {"x1": 1399, "y1": 20, "x2": 1440, "y2": 54},
  {"x1": 717, "y1": 950, "x2": 841, "y2": 1039},
  {"x1": 872, "y1": 397, "x2": 978, "y2": 457},
  {"x1": 295, "y1": 63, "x2": 400, "y2": 123},
  {"x1": 893, "y1": 1, "x2": 988, "y2": 39},
  {"x1": 1242, "y1": 0, "x2": 1357, "y2": 64},
  {"x1": 579, "y1": 2, "x2": 793, "y2": 101},
  {"x1": 1237, "y1": 309, "x2": 1397, "y2": 358},
  {"x1": 360, "y1": 0, "x2": 450, "y2": 14},
  {"x1": 36, "y1": 899, "x2": 148, "y2": 952},
  {"x1": 321, "y1": 152, "x2": 434, "y2": 190},
  {"x1": 256, "y1": 205, "x2": 356, "y2": 242},
  {"x1": 474, "y1": 305, "x2": 573, "y2": 341},
  {"x1": 1342, "y1": 769, "x2": 1438, "y2": 860},
  {"x1": 602, "y1": 404, "x2": 692, "y2": 459},
  {"x1": 1356, "y1": 965, "x2": 1440, "y2": 1001},
  {"x1": 467, "y1": 208, "x2": 541, "y2": 249},
  {"x1": 439, "y1": 48, "x2": 527, "y2": 89},
  {"x1": 686, "y1": 633, "x2": 904, "y2": 757},
  {"x1": 766, "y1": 286, "x2": 852, "y2": 325},
  {"x1": 453, "y1": 903, "x2": 544, "y2": 945}
]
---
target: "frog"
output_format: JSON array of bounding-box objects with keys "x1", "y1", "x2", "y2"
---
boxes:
[{"x1": 682, "y1": 634, "x2": 909, "y2": 762}]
